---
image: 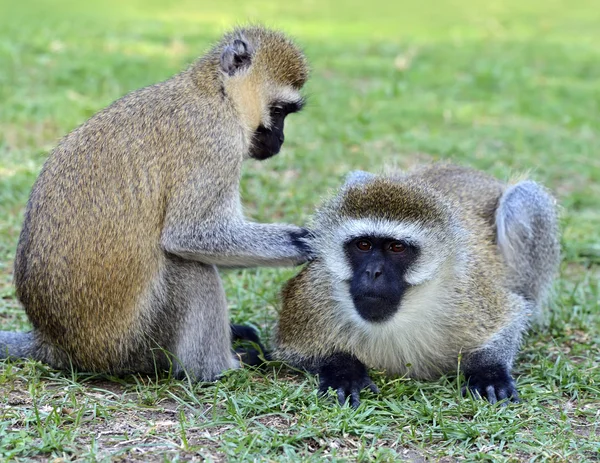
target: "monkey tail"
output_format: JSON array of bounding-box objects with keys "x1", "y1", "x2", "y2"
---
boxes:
[
  {"x1": 0, "y1": 331, "x2": 36, "y2": 360},
  {"x1": 495, "y1": 180, "x2": 560, "y2": 305}
]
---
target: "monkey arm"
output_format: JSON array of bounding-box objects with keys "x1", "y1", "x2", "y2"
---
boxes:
[
  {"x1": 161, "y1": 219, "x2": 312, "y2": 267},
  {"x1": 316, "y1": 352, "x2": 379, "y2": 409},
  {"x1": 461, "y1": 303, "x2": 528, "y2": 405},
  {"x1": 275, "y1": 265, "x2": 379, "y2": 408},
  {"x1": 160, "y1": 168, "x2": 313, "y2": 267}
]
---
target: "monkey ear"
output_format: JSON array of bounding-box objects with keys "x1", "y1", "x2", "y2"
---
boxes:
[
  {"x1": 220, "y1": 38, "x2": 254, "y2": 76},
  {"x1": 343, "y1": 170, "x2": 376, "y2": 188}
]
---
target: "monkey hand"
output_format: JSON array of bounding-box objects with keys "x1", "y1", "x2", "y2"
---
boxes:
[
  {"x1": 463, "y1": 365, "x2": 520, "y2": 406},
  {"x1": 317, "y1": 352, "x2": 379, "y2": 409},
  {"x1": 289, "y1": 227, "x2": 317, "y2": 263}
]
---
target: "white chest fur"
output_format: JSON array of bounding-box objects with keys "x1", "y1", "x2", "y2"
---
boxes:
[{"x1": 333, "y1": 276, "x2": 461, "y2": 380}]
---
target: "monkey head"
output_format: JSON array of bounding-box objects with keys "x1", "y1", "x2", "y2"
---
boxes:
[
  {"x1": 216, "y1": 27, "x2": 309, "y2": 161},
  {"x1": 249, "y1": 99, "x2": 305, "y2": 160},
  {"x1": 312, "y1": 171, "x2": 466, "y2": 326}
]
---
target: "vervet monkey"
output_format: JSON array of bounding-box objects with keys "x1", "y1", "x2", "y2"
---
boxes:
[
  {"x1": 276, "y1": 164, "x2": 560, "y2": 407},
  {"x1": 1, "y1": 26, "x2": 312, "y2": 381}
]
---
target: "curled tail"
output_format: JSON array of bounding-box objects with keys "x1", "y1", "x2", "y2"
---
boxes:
[
  {"x1": 0, "y1": 331, "x2": 36, "y2": 360},
  {"x1": 495, "y1": 180, "x2": 560, "y2": 305}
]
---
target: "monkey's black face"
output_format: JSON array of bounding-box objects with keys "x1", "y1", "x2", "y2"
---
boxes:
[
  {"x1": 345, "y1": 236, "x2": 419, "y2": 323},
  {"x1": 249, "y1": 100, "x2": 304, "y2": 161}
]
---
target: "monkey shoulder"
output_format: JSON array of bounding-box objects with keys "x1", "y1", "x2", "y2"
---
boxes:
[
  {"x1": 280, "y1": 261, "x2": 332, "y2": 322},
  {"x1": 276, "y1": 260, "x2": 341, "y2": 360}
]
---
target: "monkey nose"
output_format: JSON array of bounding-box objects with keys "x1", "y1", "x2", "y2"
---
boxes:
[{"x1": 365, "y1": 268, "x2": 383, "y2": 280}]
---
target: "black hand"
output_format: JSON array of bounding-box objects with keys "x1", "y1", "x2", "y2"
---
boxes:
[
  {"x1": 290, "y1": 228, "x2": 316, "y2": 261},
  {"x1": 463, "y1": 363, "x2": 519, "y2": 405},
  {"x1": 318, "y1": 352, "x2": 378, "y2": 409}
]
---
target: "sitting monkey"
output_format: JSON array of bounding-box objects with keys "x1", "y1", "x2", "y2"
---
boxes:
[{"x1": 1, "y1": 26, "x2": 312, "y2": 381}]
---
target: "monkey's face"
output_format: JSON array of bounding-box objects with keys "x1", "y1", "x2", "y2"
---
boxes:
[
  {"x1": 249, "y1": 100, "x2": 304, "y2": 161},
  {"x1": 344, "y1": 236, "x2": 420, "y2": 323}
]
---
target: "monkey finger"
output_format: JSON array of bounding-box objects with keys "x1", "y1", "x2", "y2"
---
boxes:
[
  {"x1": 230, "y1": 324, "x2": 271, "y2": 363},
  {"x1": 289, "y1": 228, "x2": 317, "y2": 261},
  {"x1": 496, "y1": 387, "x2": 509, "y2": 406},
  {"x1": 337, "y1": 388, "x2": 349, "y2": 406},
  {"x1": 350, "y1": 389, "x2": 361, "y2": 409},
  {"x1": 367, "y1": 382, "x2": 380, "y2": 395},
  {"x1": 231, "y1": 324, "x2": 261, "y2": 344},
  {"x1": 485, "y1": 385, "x2": 498, "y2": 404},
  {"x1": 494, "y1": 382, "x2": 520, "y2": 405}
]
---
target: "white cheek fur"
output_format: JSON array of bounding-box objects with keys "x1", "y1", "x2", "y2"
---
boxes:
[
  {"x1": 331, "y1": 264, "x2": 459, "y2": 379},
  {"x1": 317, "y1": 217, "x2": 463, "y2": 378}
]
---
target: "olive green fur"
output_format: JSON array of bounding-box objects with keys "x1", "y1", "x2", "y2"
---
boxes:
[
  {"x1": 275, "y1": 163, "x2": 560, "y2": 380},
  {"x1": 3, "y1": 26, "x2": 310, "y2": 380}
]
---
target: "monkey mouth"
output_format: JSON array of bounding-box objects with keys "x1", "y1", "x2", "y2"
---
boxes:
[
  {"x1": 249, "y1": 142, "x2": 282, "y2": 161},
  {"x1": 355, "y1": 294, "x2": 385, "y2": 302},
  {"x1": 352, "y1": 294, "x2": 399, "y2": 323},
  {"x1": 249, "y1": 126, "x2": 284, "y2": 160}
]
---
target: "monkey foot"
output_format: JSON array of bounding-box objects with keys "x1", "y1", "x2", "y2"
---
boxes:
[
  {"x1": 234, "y1": 347, "x2": 271, "y2": 366},
  {"x1": 231, "y1": 324, "x2": 271, "y2": 366},
  {"x1": 463, "y1": 366, "x2": 520, "y2": 405},
  {"x1": 317, "y1": 352, "x2": 379, "y2": 409}
]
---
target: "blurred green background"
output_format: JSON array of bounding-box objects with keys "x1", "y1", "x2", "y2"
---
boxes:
[{"x1": 0, "y1": 0, "x2": 598, "y2": 461}]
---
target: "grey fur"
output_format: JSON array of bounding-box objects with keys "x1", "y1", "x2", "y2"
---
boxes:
[
  {"x1": 2, "y1": 27, "x2": 311, "y2": 380},
  {"x1": 164, "y1": 257, "x2": 237, "y2": 380},
  {"x1": 343, "y1": 170, "x2": 377, "y2": 188},
  {"x1": 464, "y1": 180, "x2": 561, "y2": 386},
  {"x1": 496, "y1": 180, "x2": 560, "y2": 305},
  {"x1": 220, "y1": 36, "x2": 254, "y2": 76},
  {"x1": 162, "y1": 220, "x2": 309, "y2": 268},
  {"x1": 0, "y1": 331, "x2": 34, "y2": 359},
  {"x1": 462, "y1": 295, "x2": 533, "y2": 381}
]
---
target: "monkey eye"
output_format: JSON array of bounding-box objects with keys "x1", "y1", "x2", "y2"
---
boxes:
[
  {"x1": 356, "y1": 240, "x2": 372, "y2": 252},
  {"x1": 389, "y1": 242, "x2": 406, "y2": 253}
]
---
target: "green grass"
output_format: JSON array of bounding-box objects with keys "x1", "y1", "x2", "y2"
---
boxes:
[{"x1": 1, "y1": 0, "x2": 599, "y2": 460}]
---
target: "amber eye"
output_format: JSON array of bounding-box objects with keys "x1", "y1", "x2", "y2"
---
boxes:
[
  {"x1": 356, "y1": 240, "x2": 372, "y2": 251},
  {"x1": 389, "y1": 242, "x2": 406, "y2": 253}
]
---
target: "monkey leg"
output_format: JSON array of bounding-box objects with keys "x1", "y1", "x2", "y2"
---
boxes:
[
  {"x1": 461, "y1": 296, "x2": 533, "y2": 405},
  {"x1": 496, "y1": 180, "x2": 560, "y2": 305},
  {"x1": 164, "y1": 256, "x2": 237, "y2": 382},
  {"x1": 467, "y1": 181, "x2": 559, "y2": 404}
]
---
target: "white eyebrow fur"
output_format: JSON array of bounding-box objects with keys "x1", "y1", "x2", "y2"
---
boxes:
[
  {"x1": 318, "y1": 217, "x2": 451, "y2": 286},
  {"x1": 271, "y1": 86, "x2": 302, "y2": 104}
]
